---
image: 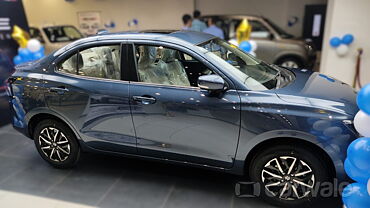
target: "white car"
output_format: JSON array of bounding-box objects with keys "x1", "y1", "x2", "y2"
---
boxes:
[{"x1": 29, "y1": 25, "x2": 84, "y2": 55}]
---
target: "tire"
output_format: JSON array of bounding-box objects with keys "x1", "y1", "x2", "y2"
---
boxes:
[
  {"x1": 276, "y1": 57, "x2": 303, "y2": 68},
  {"x1": 249, "y1": 144, "x2": 331, "y2": 207},
  {"x1": 33, "y1": 119, "x2": 80, "y2": 169}
]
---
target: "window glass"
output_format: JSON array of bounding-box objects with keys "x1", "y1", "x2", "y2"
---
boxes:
[
  {"x1": 229, "y1": 19, "x2": 270, "y2": 39},
  {"x1": 135, "y1": 45, "x2": 212, "y2": 87},
  {"x1": 58, "y1": 45, "x2": 121, "y2": 80},
  {"x1": 29, "y1": 27, "x2": 45, "y2": 43},
  {"x1": 43, "y1": 26, "x2": 83, "y2": 43}
]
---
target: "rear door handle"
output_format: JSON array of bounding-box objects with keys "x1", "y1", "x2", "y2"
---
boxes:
[
  {"x1": 132, "y1": 96, "x2": 156, "y2": 105},
  {"x1": 49, "y1": 87, "x2": 69, "y2": 95}
]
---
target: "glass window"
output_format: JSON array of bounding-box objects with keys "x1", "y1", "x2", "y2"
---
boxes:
[
  {"x1": 58, "y1": 45, "x2": 121, "y2": 80},
  {"x1": 43, "y1": 26, "x2": 83, "y2": 43},
  {"x1": 134, "y1": 45, "x2": 212, "y2": 87},
  {"x1": 29, "y1": 27, "x2": 45, "y2": 43},
  {"x1": 199, "y1": 38, "x2": 295, "y2": 90},
  {"x1": 229, "y1": 19, "x2": 270, "y2": 39}
]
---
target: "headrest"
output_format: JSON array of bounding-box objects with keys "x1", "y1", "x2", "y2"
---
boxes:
[{"x1": 161, "y1": 49, "x2": 176, "y2": 63}]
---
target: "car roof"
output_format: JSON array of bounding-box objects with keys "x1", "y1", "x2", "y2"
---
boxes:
[{"x1": 54, "y1": 30, "x2": 215, "y2": 56}]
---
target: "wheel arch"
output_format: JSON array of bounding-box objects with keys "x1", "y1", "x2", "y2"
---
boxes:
[{"x1": 243, "y1": 137, "x2": 336, "y2": 179}]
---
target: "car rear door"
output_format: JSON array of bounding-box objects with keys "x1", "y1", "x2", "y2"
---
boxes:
[
  {"x1": 127, "y1": 41, "x2": 241, "y2": 168},
  {"x1": 44, "y1": 42, "x2": 137, "y2": 153}
]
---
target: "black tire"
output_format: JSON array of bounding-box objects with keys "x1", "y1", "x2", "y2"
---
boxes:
[
  {"x1": 249, "y1": 144, "x2": 331, "y2": 207},
  {"x1": 33, "y1": 119, "x2": 80, "y2": 169},
  {"x1": 276, "y1": 57, "x2": 303, "y2": 68}
]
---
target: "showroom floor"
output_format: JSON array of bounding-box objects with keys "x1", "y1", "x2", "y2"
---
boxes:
[{"x1": 0, "y1": 93, "x2": 341, "y2": 208}]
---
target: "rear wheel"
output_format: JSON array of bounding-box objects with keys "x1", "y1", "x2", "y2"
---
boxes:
[
  {"x1": 33, "y1": 119, "x2": 80, "y2": 168},
  {"x1": 249, "y1": 145, "x2": 331, "y2": 207}
]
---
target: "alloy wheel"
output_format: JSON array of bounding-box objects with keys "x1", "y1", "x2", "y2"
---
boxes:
[
  {"x1": 281, "y1": 61, "x2": 299, "y2": 68},
  {"x1": 261, "y1": 156, "x2": 315, "y2": 200},
  {"x1": 38, "y1": 127, "x2": 71, "y2": 162}
]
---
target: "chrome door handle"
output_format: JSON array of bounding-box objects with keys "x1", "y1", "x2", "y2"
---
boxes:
[
  {"x1": 132, "y1": 96, "x2": 156, "y2": 104},
  {"x1": 49, "y1": 87, "x2": 69, "y2": 95}
]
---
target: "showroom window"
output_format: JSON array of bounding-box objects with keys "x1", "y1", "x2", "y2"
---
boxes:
[
  {"x1": 134, "y1": 45, "x2": 213, "y2": 87},
  {"x1": 58, "y1": 45, "x2": 121, "y2": 80}
]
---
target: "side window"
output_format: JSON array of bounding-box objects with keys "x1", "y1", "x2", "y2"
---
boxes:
[
  {"x1": 134, "y1": 45, "x2": 213, "y2": 87},
  {"x1": 29, "y1": 28, "x2": 45, "y2": 44},
  {"x1": 249, "y1": 20, "x2": 271, "y2": 39},
  {"x1": 58, "y1": 45, "x2": 121, "y2": 80}
]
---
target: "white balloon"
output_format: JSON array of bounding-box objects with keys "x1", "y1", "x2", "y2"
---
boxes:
[
  {"x1": 249, "y1": 40, "x2": 258, "y2": 52},
  {"x1": 354, "y1": 110, "x2": 370, "y2": 137},
  {"x1": 27, "y1": 39, "x2": 41, "y2": 53},
  {"x1": 336, "y1": 44, "x2": 349, "y2": 57}
]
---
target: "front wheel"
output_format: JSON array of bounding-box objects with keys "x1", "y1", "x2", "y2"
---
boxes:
[
  {"x1": 34, "y1": 119, "x2": 80, "y2": 169},
  {"x1": 249, "y1": 145, "x2": 331, "y2": 207},
  {"x1": 276, "y1": 57, "x2": 303, "y2": 68}
]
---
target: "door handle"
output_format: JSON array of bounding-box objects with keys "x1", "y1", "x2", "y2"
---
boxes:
[
  {"x1": 132, "y1": 96, "x2": 156, "y2": 105},
  {"x1": 49, "y1": 87, "x2": 69, "y2": 95}
]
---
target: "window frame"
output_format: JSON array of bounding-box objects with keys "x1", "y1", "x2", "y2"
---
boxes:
[
  {"x1": 127, "y1": 40, "x2": 233, "y2": 90},
  {"x1": 53, "y1": 41, "x2": 129, "y2": 83}
]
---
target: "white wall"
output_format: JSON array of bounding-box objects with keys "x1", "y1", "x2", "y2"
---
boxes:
[
  {"x1": 23, "y1": 0, "x2": 194, "y2": 32},
  {"x1": 320, "y1": 0, "x2": 370, "y2": 87},
  {"x1": 195, "y1": 0, "x2": 327, "y2": 37}
]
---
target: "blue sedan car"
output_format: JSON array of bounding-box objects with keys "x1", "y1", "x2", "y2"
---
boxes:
[{"x1": 7, "y1": 31, "x2": 358, "y2": 207}]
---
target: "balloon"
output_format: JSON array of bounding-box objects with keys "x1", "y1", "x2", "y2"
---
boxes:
[
  {"x1": 236, "y1": 18, "x2": 251, "y2": 44},
  {"x1": 13, "y1": 55, "x2": 22, "y2": 65},
  {"x1": 249, "y1": 40, "x2": 258, "y2": 51},
  {"x1": 342, "y1": 183, "x2": 370, "y2": 208},
  {"x1": 357, "y1": 84, "x2": 370, "y2": 115},
  {"x1": 329, "y1": 37, "x2": 341, "y2": 48},
  {"x1": 354, "y1": 111, "x2": 370, "y2": 137},
  {"x1": 18, "y1": 48, "x2": 31, "y2": 60},
  {"x1": 344, "y1": 159, "x2": 369, "y2": 184},
  {"x1": 31, "y1": 52, "x2": 43, "y2": 60},
  {"x1": 11, "y1": 25, "x2": 30, "y2": 48},
  {"x1": 239, "y1": 41, "x2": 252, "y2": 52},
  {"x1": 342, "y1": 34, "x2": 354, "y2": 45},
  {"x1": 347, "y1": 137, "x2": 370, "y2": 171},
  {"x1": 336, "y1": 44, "x2": 349, "y2": 57},
  {"x1": 27, "y1": 39, "x2": 42, "y2": 53}
]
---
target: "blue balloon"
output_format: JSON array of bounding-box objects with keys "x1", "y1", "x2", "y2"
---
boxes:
[
  {"x1": 329, "y1": 37, "x2": 341, "y2": 48},
  {"x1": 342, "y1": 183, "x2": 370, "y2": 208},
  {"x1": 347, "y1": 137, "x2": 370, "y2": 172},
  {"x1": 38, "y1": 46, "x2": 45, "y2": 54},
  {"x1": 239, "y1": 41, "x2": 252, "y2": 52},
  {"x1": 342, "y1": 34, "x2": 354, "y2": 45},
  {"x1": 31, "y1": 52, "x2": 44, "y2": 60},
  {"x1": 18, "y1": 48, "x2": 33, "y2": 62},
  {"x1": 357, "y1": 84, "x2": 370, "y2": 115},
  {"x1": 13, "y1": 55, "x2": 23, "y2": 65},
  {"x1": 344, "y1": 159, "x2": 369, "y2": 184}
]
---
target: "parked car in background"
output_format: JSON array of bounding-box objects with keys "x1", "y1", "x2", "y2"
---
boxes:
[
  {"x1": 202, "y1": 15, "x2": 317, "y2": 69},
  {"x1": 29, "y1": 25, "x2": 84, "y2": 55},
  {"x1": 7, "y1": 31, "x2": 357, "y2": 207}
]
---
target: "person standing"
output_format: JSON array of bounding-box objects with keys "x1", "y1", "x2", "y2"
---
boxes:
[
  {"x1": 182, "y1": 14, "x2": 192, "y2": 30},
  {"x1": 203, "y1": 17, "x2": 225, "y2": 39},
  {"x1": 191, "y1": 10, "x2": 207, "y2": 32}
]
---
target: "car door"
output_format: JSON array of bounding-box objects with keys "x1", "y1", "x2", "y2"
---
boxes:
[
  {"x1": 127, "y1": 42, "x2": 241, "y2": 168},
  {"x1": 44, "y1": 42, "x2": 136, "y2": 153}
]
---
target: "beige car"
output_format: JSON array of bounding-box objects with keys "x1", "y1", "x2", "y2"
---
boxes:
[
  {"x1": 202, "y1": 15, "x2": 317, "y2": 69},
  {"x1": 29, "y1": 25, "x2": 84, "y2": 55}
]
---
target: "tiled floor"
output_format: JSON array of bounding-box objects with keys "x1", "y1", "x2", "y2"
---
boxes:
[{"x1": 0, "y1": 93, "x2": 341, "y2": 208}]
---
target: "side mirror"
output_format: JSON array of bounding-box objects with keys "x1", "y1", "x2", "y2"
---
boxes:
[{"x1": 198, "y1": 74, "x2": 225, "y2": 91}]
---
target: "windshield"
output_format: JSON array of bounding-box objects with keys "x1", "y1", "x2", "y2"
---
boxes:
[
  {"x1": 43, "y1": 26, "x2": 83, "y2": 43},
  {"x1": 199, "y1": 38, "x2": 293, "y2": 91},
  {"x1": 264, "y1": 18, "x2": 294, "y2": 39}
]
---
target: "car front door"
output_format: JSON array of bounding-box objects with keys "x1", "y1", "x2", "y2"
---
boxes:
[
  {"x1": 127, "y1": 42, "x2": 241, "y2": 168},
  {"x1": 44, "y1": 42, "x2": 136, "y2": 153}
]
